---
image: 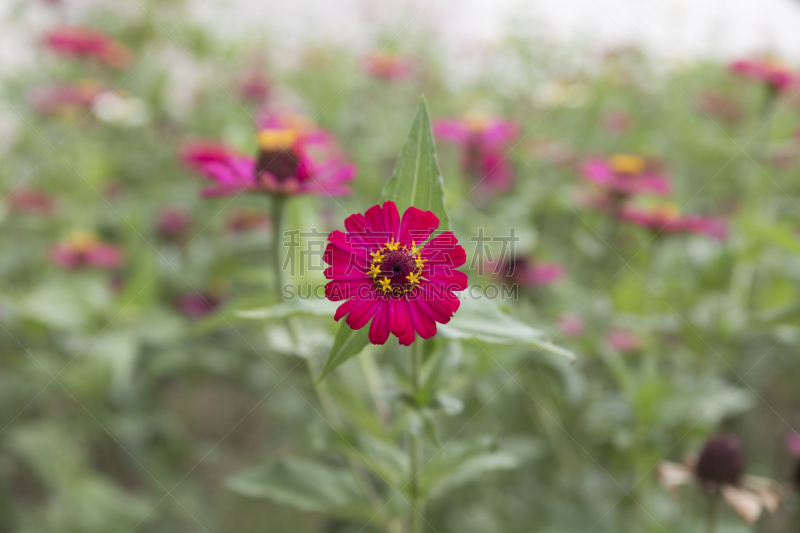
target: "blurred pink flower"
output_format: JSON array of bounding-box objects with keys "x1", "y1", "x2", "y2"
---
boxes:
[
  {"x1": 50, "y1": 231, "x2": 125, "y2": 270},
  {"x1": 786, "y1": 432, "x2": 800, "y2": 457},
  {"x1": 179, "y1": 139, "x2": 239, "y2": 171},
  {"x1": 619, "y1": 204, "x2": 728, "y2": 240},
  {"x1": 730, "y1": 57, "x2": 798, "y2": 92},
  {"x1": 490, "y1": 256, "x2": 565, "y2": 288},
  {"x1": 238, "y1": 71, "x2": 271, "y2": 102},
  {"x1": 362, "y1": 51, "x2": 415, "y2": 81},
  {"x1": 606, "y1": 329, "x2": 641, "y2": 353},
  {"x1": 178, "y1": 292, "x2": 224, "y2": 321},
  {"x1": 602, "y1": 108, "x2": 630, "y2": 135},
  {"x1": 28, "y1": 80, "x2": 104, "y2": 115},
  {"x1": 434, "y1": 113, "x2": 520, "y2": 192},
  {"x1": 43, "y1": 26, "x2": 132, "y2": 69},
  {"x1": 558, "y1": 314, "x2": 585, "y2": 337},
  {"x1": 192, "y1": 115, "x2": 356, "y2": 197},
  {"x1": 157, "y1": 206, "x2": 192, "y2": 240},
  {"x1": 695, "y1": 91, "x2": 743, "y2": 123},
  {"x1": 580, "y1": 154, "x2": 672, "y2": 198},
  {"x1": 8, "y1": 188, "x2": 56, "y2": 216}
]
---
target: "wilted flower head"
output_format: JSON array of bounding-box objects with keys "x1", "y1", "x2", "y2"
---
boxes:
[
  {"x1": 730, "y1": 57, "x2": 798, "y2": 92},
  {"x1": 50, "y1": 231, "x2": 125, "y2": 270},
  {"x1": 580, "y1": 154, "x2": 672, "y2": 200},
  {"x1": 695, "y1": 90, "x2": 743, "y2": 123},
  {"x1": 190, "y1": 114, "x2": 356, "y2": 197},
  {"x1": 489, "y1": 256, "x2": 564, "y2": 288},
  {"x1": 43, "y1": 26, "x2": 132, "y2": 69},
  {"x1": 8, "y1": 188, "x2": 56, "y2": 216},
  {"x1": 323, "y1": 201, "x2": 467, "y2": 345},
  {"x1": 362, "y1": 51, "x2": 415, "y2": 81},
  {"x1": 28, "y1": 80, "x2": 104, "y2": 116},
  {"x1": 434, "y1": 113, "x2": 520, "y2": 192},
  {"x1": 658, "y1": 434, "x2": 784, "y2": 525},
  {"x1": 606, "y1": 328, "x2": 641, "y2": 353},
  {"x1": 177, "y1": 291, "x2": 225, "y2": 321},
  {"x1": 619, "y1": 203, "x2": 728, "y2": 240},
  {"x1": 602, "y1": 108, "x2": 630, "y2": 135}
]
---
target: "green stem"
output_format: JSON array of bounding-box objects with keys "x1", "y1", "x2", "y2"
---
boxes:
[
  {"x1": 409, "y1": 341, "x2": 423, "y2": 533},
  {"x1": 705, "y1": 492, "x2": 719, "y2": 533},
  {"x1": 271, "y1": 194, "x2": 287, "y2": 300}
]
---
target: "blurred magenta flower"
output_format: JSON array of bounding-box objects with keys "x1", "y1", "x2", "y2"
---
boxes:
[
  {"x1": 179, "y1": 139, "x2": 239, "y2": 171},
  {"x1": 580, "y1": 154, "x2": 672, "y2": 198},
  {"x1": 558, "y1": 314, "x2": 585, "y2": 337},
  {"x1": 601, "y1": 108, "x2": 630, "y2": 135},
  {"x1": 178, "y1": 292, "x2": 224, "y2": 321},
  {"x1": 730, "y1": 57, "x2": 798, "y2": 92},
  {"x1": 157, "y1": 206, "x2": 192, "y2": 240},
  {"x1": 434, "y1": 113, "x2": 520, "y2": 192},
  {"x1": 43, "y1": 26, "x2": 132, "y2": 69},
  {"x1": 619, "y1": 203, "x2": 728, "y2": 240},
  {"x1": 490, "y1": 256, "x2": 565, "y2": 288},
  {"x1": 8, "y1": 188, "x2": 57, "y2": 216},
  {"x1": 50, "y1": 231, "x2": 125, "y2": 270},
  {"x1": 606, "y1": 328, "x2": 641, "y2": 353},
  {"x1": 190, "y1": 115, "x2": 356, "y2": 197},
  {"x1": 362, "y1": 51, "x2": 415, "y2": 81},
  {"x1": 28, "y1": 80, "x2": 104, "y2": 116},
  {"x1": 323, "y1": 201, "x2": 467, "y2": 346},
  {"x1": 226, "y1": 208, "x2": 271, "y2": 233},
  {"x1": 786, "y1": 432, "x2": 800, "y2": 457}
]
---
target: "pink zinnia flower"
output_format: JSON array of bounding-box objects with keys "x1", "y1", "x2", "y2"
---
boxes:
[
  {"x1": 50, "y1": 231, "x2": 125, "y2": 270},
  {"x1": 179, "y1": 139, "x2": 239, "y2": 171},
  {"x1": 558, "y1": 314, "x2": 585, "y2": 337},
  {"x1": 580, "y1": 154, "x2": 672, "y2": 199},
  {"x1": 323, "y1": 201, "x2": 467, "y2": 346},
  {"x1": 191, "y1": 116, "x2": 356, "y2": 197},
  {"x1": 43, "y1": 26, "x2": 132, "y2": 69},
  {"x1": 490, "y1": 256, "x2": 565, "y2": 288},
  {"x1": 606, "y1": 328, "x2": 641, "y2": 353},
  {"x1": 362, "y1": 51, "x2": 415, "y2": 81},
  {"x1": 8, "y1": 188, "x2": 56, "y2": 216},
  {"x1": 730, "y1": 57, "x2": 798, "y2": 92},
  {"x1": 434, "y1": 113, "x2": 520, "y2": 192},
  {"x1": 28, "y1": 80, "x2": 104, "y2": 116},
  {"x1": 619, "y1": 203, "x2": 728, "y2": 240}
]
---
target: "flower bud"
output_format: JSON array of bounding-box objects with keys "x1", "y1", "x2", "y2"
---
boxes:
[{"x1": 695, "y1": 435, "x2": 745, "y2": 487}]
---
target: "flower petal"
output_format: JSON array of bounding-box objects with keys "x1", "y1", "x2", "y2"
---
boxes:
[
  {"x1": 368, "y1": 299, "x2": 391, "y2": 345},
  {"x1": 399, "y1": 206, "x2": 439, "y2": 247}
]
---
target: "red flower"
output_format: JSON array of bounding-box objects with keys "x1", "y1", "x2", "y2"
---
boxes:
[
  {"x1": 8, "y1": 188, "x2": 57, "y2": 216},
  {"x1": 434, "y1": 114, "x2": 520, "y2": 192},
  {"x1": 324, "y1": 201, "x2": 467, "y2": 346},
  {"x1": 730, "y1": 57, "x2": 798, "y2": 92},
  {"x1": 43, "y1": 26, "x2": 132, "y2": 69},
  {"x1": 606, "y1": 328, "x2": 641, "y2": 353},
  {"x1": 28, "y1": 80, "x2": 104, "y2": 116},
  {"x1": 50, "y1": 231, "x2": 125, "y2": 270},
  {"x1": 580, "y1": 154, "x2": 671, "y2": 198},
  {"x1": 190, "y1": 115, "x2": 356, "y2": 197},
  {"x1": 619, "y1": 203, "x2": 728, "y2": 240},
  {"x1": 157, "y1": 206, "x2": 192, "y2": 240}
]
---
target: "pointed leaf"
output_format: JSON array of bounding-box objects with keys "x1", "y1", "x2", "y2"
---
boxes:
[
  {"x1": 317, "y1": 322, "x2": 371, "y2": 382},
  {"x1": 381, "y1": 96, "x2": 449, "y2": 230}
]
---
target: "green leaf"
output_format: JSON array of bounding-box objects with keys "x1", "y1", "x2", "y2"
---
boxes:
[
  {"x1": 236, "y1": 298, "x2": 340, "y2": 320},
  {"x1": 438, "y1": 294, "x2": 576, "y2": 362},
  {"x1": 226, "y1": 457, "x2": 374, "y2": 520},
  {"x1": 381, "y1": 96, "x2": 449, "y2": 231},
  {"x1": 317, "y1": 322, "x2": 371, "y2": 382}
]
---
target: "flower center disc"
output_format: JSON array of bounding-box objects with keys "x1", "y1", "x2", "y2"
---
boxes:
[{"x1": 368, "y1": 240, "x2": 425, "y2": 295}]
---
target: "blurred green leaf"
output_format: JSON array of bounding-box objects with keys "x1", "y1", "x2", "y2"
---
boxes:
[
  {"x1": 237, "y1": 298, "x2": 339, "y2": 320},
  {"x1": 317, "y1": 322, "x2": 371, "y2": 382},
  {"x1": 226, "y1": 457, "x2": 374, "y2": 520},
  {"x1": 438, "y1": 294, "x2": 577, "y2": 362}
]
